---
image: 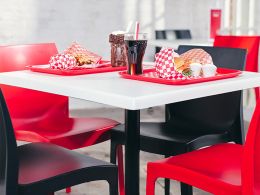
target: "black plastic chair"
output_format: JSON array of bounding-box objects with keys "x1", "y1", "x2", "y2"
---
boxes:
[
  {"x1": 155, "y1": 30, "x2": 192, "y2": 53},
  {"x1": 0, "y1": 89, "x2": 118, "y2": 195},
  {"x1": 174, "y1": 30, "x2": 192, "y2": 39},
  {"x1": 110, "y1": 46, "x2": 246, "y2": 195},
  {"x1": 155, "y1": 30, "x2": 167, "y2": 40}
]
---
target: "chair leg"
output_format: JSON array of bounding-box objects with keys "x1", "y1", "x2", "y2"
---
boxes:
[
  {"x1": 146, "y1": 169, "x2": 157, "y2": 195},
  {"x1": 109, "y1": 182, "x2": 119, "y2": 195},
  {"x1": 164, "y1": 155, "x2": 170, "y2": 195},
  {"x1": 110, "y1": 141, "x2": 118, "y2": 164},
  {"x1": 164, "y1": 178, "x2": 170, "y2": 195},
  {"x1": 111, "y1": 142, "x2": 125, "y2": 195},
  {"x1": 108, "y1": 168, "x2": 119, "y2": 195},
  {"x1": 117, "y1": 145, "x2": 125, "y2": 195},
  {"x1": 66, "y1": 187, "x2": 71, "y2": 193},
  {"x1": 180, "y1": 182, "x2": 193, "y2": 195}
]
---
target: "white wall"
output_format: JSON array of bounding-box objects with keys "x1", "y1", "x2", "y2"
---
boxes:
[
  {"x1": 256, "y1": 0, "x2": 260, "y2": 33},
  {"x1": 1, "y1": 0, "x2": 259, "y2": 55},
  {"x1": 0, "y1": 0, "x2": 230, "y2": 60},
  {"x1": 0, "y1": 0, "x2": 125, "y2": 59}
]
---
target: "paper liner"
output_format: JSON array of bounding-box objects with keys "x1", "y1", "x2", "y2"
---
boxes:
[
  {"x1": 49, "y1": 53, "x2": 77, "y2": 70},
  {"x1": 179, "y1": 49, "x2": 213, "y2": 65},
  {"x1": 64, "y1": 42, "x2": 102, "y2": 65},
  {"x1": 155, "y1": 48, "x2": 188, "y2": 80}
]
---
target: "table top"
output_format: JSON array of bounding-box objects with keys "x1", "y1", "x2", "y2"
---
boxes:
[
  {"x1": 149, "y1": 39, "x2": 214, "y2": 49},
  {"x1": 0, "y1": 70, "x2": 260, "y2": 110}
]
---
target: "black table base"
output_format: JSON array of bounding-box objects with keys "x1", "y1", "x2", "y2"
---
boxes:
[{"x1": 125, "y1": 109, "x2": 140, "y2": 195}]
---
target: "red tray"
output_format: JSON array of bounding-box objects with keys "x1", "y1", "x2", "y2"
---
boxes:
[
  {"x1": 119, "y1": 68, "x2": 242, "y2": 85},
  {"x1": 28, "y1": 61, "x2": 127, "y2": 76}
]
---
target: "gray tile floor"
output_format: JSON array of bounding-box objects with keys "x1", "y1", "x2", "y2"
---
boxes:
[{"x1": 20, "y1": 105, "x2": 250, "y2": 195}]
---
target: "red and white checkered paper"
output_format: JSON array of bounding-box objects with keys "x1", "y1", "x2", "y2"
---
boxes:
[
  {"x1": 179, "y1": 49, "x2": 213, "y2": 65},
  {"x1": 64, "y1": 42, "x2": 102, "y2": 65},
  {"x1": 155, "y1": 48, "x2": 187, "y2": 80},
  {"x1": 49, "y1": 53, "x2": 77, "y2": 70}
]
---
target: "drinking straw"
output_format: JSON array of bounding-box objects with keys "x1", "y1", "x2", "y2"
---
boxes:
[
  {"x1": 135, "y1": 21, "x2": 140, "y2": 40},
  {"x1": 125, "y1": 21, "x2": 133, "y2": 33}
]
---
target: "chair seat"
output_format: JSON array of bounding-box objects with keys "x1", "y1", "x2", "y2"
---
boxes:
[
  {"x1": 15, "y1": 117, "x2": 119, "y2": 149},
  {"x1": 148, "y1": 143, "x2": 243, "y2": 195},
  {"x1": 18, "y1": 143, "x2": 116, "y2": 194},
  {"x1": 112, "y1": 123, "x2": 229, "y2": 155}
]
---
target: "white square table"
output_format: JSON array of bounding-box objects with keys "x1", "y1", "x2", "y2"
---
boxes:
[{"x1": 1, "y1": 70, "x2": 260, "y2": 195}]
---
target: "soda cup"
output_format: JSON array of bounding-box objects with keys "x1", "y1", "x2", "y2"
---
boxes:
[{"x1": 124, "y1": 33, "x2": 147, "y2": 75}]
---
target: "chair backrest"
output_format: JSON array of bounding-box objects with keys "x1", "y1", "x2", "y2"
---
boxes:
[
  {"x1": 155, "y1": 30, "x2": 167, "y2": 40},
  {"x1": 214, "y1": 36, "x2": 260, "y2": 100},
  {"x1": 155, "y1": 29, "x2": 192, "y2": 40},
  {"x1": 0, "y1": 89, "x2": 18, "y2": 195},
  {"x1": 214, "y1": 35, "x2": 260, "y2": 73},
  {"x1": 174, "y1": 30, "x2": 192, "y2": 39},
  {"x1": 166, "y1": 45, "x2": 246, "y2": 144},
  {"x1": 0, "y1": 43, "x2": 68, "y2": 130},
  {"x1": 0, "y1": 43, "x2": 58, "y2": 72},
  {"x1": 242, "y1": 99, "x2": 260, "y2": 194}
]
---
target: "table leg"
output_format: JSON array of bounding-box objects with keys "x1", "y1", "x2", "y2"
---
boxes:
[{"x1": 124, "y1": 109, "x2": 140, "y2": 195}]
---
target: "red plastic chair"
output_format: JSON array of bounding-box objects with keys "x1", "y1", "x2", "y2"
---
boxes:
[
  {"x1": 0, "y1": 43, "x2": 124, "y2": 194},
  {"x1": 214, "y1": 35, "x2": 260, "y2": 100},
  {"x1": 146, "y1": 99, "x2": 260, "y2": 195}
]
